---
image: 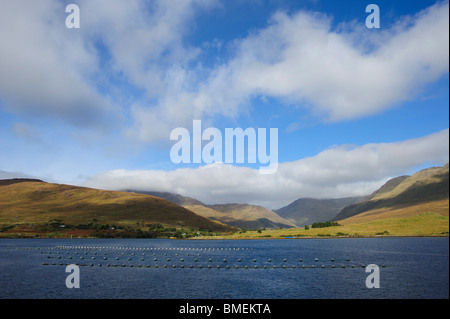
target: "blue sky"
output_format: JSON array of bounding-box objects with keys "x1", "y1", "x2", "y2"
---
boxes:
[{"x1": 0, "y1": 0, "x2": 448, "y2": 208}]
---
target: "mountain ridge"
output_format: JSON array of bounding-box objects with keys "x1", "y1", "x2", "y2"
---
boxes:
[
  {"x1": 275, "y1": 196, "x2": 368, "y2": 227},
  {"x1": 333, "y1": 164, "x2": 449, "y2": 222},
  {"x1": 0, "y1": 179, "x2": 234, "y2": 237},
  {"x1": 125, "y1": 190, "x2": 296, "y2": 229}
]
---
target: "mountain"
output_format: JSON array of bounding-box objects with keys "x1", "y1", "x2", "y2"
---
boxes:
[
  {"x1": 0, "y1": 178, "x2": 45, "y2": 186},
  {"x1": 0, "y1": 179, "x2": 233, "y2": 237},
  {"x1": 126, "y1": 190, "x2": 296, "y2": 229},
  {"x1": 275, "y1": 196, "x2": 368, "y2": 227},
  {"x1": 123, "y1": 190, "x2": 204, "y2": 206},
  {"x1": 333, "y1": 164, "x2": 449, "y2": 222},
  {"x1": 200, "y1": 203, "x2": 296, "y2": 229}
]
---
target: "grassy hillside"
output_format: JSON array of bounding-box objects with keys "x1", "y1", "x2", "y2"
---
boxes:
[
  {"x1": 0, "y1": 180, "x2": 234, "y2": 238},
  {"x1": 339, "y1": 199, "x2": 449, "y2": 224},
  {"x1": 333, "y1": 164, "x2": 449, "y2": 221},
  {"x1": 205, "y1": 211, "x2": 448, "y2": 239},
  {"x1": 201, "y1": 165, "x2": 449, "y2": 240}
]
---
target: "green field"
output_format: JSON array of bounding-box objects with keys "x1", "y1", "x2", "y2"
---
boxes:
[{"x1": 200, "y1": 212, "x2": 449, "y2": 239}]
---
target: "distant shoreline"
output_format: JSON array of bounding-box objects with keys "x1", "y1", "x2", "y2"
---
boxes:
[
  {"x1": 0, "y1": 234, "x2": 448, "y2": 240},
  {"x1": 188, "y1": 234, "x2": 449, "y2": 240}
]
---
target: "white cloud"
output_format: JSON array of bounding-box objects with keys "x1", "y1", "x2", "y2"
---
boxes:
[
  {"x1": 0, "y1": 0, "x2": 117, "y2": 129},
  {"x1": 1, "y1": 1, "x2": 447, "y2": 145},
  {"x1": 0, "y1": 0, "x2": 218, "y2": 132},
  {"x1": 85, "y1": 129, "x2": 449, "y2": 209},
  {"x1": 127, "y1": 1, "x2": 449, "y2": 143}
]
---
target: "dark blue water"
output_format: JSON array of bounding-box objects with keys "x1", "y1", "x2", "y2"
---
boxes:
[{"x1": 0, "y1": 238, "x2": 448, "y2": 299}]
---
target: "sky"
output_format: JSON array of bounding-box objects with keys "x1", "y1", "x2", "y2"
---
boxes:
[{"x1": 0, "y1": 0, "x2": 448, "y2": 209}]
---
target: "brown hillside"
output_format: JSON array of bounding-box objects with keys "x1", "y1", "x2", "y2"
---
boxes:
[{"x1": 0, "y1": 180, "x2": 232, "y2": 232}]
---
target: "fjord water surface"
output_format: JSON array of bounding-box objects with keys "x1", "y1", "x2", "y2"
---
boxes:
[{"x1": 0, "y1": 237, "x2": 448, "y2": 299}]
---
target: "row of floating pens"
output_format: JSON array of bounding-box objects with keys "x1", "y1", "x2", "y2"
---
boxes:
[
  {"x1": 42, "y1": 263, "x2": 387, "y2": 269},
  {"x1": 45, "y1": 254, "x2": 353, "y2": 263},
  {"x1": 26, "y1": 246, "x2": 252, "y2": 251},
  {"x1": 54, "y1": 246, "x2": 252, "y2": 251}
]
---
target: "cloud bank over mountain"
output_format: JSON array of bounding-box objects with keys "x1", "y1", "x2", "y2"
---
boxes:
[{"x1": 86, "y1": 129, "x2": 449, "y2": 209}]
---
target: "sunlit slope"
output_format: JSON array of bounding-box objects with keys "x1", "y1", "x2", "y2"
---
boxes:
[
  {"x1": 333, "y1": 164, "x2": 449, "y2": 222},
  {"x1": 185, "y1": 203, "x2": 297, "y2": 229},
  {"x1": 127, "y1": 190, "x2": 296, "y2": 229},
  {"x1": 0, "y1": 179, "x2": 232, "y2": 232}
]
